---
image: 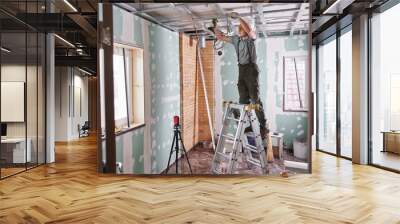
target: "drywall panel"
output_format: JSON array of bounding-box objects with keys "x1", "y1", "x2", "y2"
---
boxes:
[
  {"x1": 112, "y1": 7, "x2": 180, "y2": 174},
  {"x1": 116, "y1": 127, "x2": 145, "y2": 173},
  {"x1": 148, "y1": 23, "x2": 180, "y2": 174},
  {"x1": 113, "y1": 6, "x2": 144, "y2": 47}
]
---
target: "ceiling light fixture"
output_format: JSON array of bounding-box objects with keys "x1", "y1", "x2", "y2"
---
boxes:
[
  {"x1": 63, "y1": 0, "x2": 78, "y2": 12},
  {"x1": 323, "y1": 0, "x2": 342, "y2": 14},
  {"x1": 78, "y1": 67, "x2": 93, "y2": 76},
  {"x1": 54, "y1": 34, "x2": 75, "y2": 48},
  {"x1": 1, "y1": 47, "x2": 11, "y2": 53},
  {"x1": 323, "y1": 0, "x2": 354, "y2": 15}
]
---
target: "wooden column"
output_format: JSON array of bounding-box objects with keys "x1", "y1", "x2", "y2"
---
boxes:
[
  {"x1": 97, "y1": 3, "x2": 116, "y2": 173},
  {"x1": 352, "y1": 14, "x2": 369, "y2": 165},
  {"x1": 88, "y1": 77, "x2": 97, "y2": 132}
]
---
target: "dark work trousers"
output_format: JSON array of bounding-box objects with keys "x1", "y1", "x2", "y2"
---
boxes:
[{"x1": 237, "y1": 63, "x2": 267, "y2": 132}]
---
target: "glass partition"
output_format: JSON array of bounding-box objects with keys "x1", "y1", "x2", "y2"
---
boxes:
[
  {"x1": 317, "y1": 36, "x2": 337, "y2": 155},
  {"x1": 1, "y1": 31, "x2": 27, "y2": 177},
  {"x1": 370, "y1": 3, "x2": 400, "y2": 171},
  {"x1": 0, "y1": 1, "x2": 47, "y2": 179},
  {"x1": 340, "y1": 27, "x2": 352, "y2": 158}
]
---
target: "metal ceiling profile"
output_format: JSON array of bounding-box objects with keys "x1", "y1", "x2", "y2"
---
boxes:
[{"x1": 120, "y1": 3, "x2": 310, "y2": 38}]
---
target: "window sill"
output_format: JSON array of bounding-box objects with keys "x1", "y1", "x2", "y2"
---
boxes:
[
  {"x1": 282, "y1": 109, "x2": 308, "y2": 113},
  {"x1": 115, "y1": 123, "x2": 145, "y2": 136}
]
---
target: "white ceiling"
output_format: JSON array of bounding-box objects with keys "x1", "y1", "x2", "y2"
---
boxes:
[{"x1": 124, "y1": 3, "x2": 309, "y2": 38}]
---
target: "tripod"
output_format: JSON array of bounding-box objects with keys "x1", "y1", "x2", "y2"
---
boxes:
[{"x1": 166, "y1": 121, "x2": 193, "y2": 174}]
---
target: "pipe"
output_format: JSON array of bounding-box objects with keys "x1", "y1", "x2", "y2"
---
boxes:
[
  {"x1": 199, "y1": 35, "x2": 206, "y2": 49},
  {"x1": 196, "y1": 42, "x2": 216, "y2": 151}
]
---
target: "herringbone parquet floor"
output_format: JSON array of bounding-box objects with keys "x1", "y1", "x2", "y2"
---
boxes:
[{"x1": 1, "y1": 136, "x2": 400, "y2": 223}]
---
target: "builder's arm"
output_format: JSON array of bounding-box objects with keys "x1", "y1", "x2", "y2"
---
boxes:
[
  {"x1": 230, "y1": 12, "x2": 256, "y2": 40},
  {"x1": 239, "y1": 18, "x2": 256, "y2": 39},
  {"x1": 215, "y1": 29, "x2": 231, "y2": 43}
]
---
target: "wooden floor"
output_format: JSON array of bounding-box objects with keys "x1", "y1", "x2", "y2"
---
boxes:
[
  {"x1": 0, "y1": 167, "x2": 26, "y2": 178},
  {"x1": 1, "y1": 137, "x2": 400, "y2": 223},
  {"x1": 372, "y1": 150, "x2": 400, "y2": 171}
]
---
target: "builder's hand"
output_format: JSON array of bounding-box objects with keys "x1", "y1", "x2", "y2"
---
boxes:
[{"x1": 229, "y1": 12, "x2": 240, "y2": 19}]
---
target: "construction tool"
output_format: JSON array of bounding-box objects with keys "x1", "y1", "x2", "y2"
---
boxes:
[
  {"x1": 209, "y1": 18, "x2": 224, "y2": 55},
  {"x1": 211, "y1": 102, "x2": 268, "y2": 174},
  {"x1": 196, "y1": 42, "x2": 216, "y2": 151},
  {"x1": 165, "y1": 116, "x2": 193, "y2": 174}
]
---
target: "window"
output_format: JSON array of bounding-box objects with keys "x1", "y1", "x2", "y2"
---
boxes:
[
  {"x1": 113, "y1": 45, "x2": 144, "y2": 131},
  {"x1": 126, "y1": 48, "x2": 144, "y2": 126},
  {"x1": 390, "y1": 74, "x2": 400, "y2": 130},
  {"x1": 283, "y1": 56, "x2": 307, "y2": 111},
  {"x1": 340, "y1": 28, "x2": 352, "y2": 158},
  {"x1": 317, "y1": 36, "x2": 337, "y2": 155},
  {"x1": 113, "y1": 47, "x2": 129, "y2": 128},
  {"x1": 370, "y1": 3, "x2": 400, "y2": 171}
]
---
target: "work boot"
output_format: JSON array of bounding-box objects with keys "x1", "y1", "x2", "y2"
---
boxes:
[
  {"x1": 244, "y1": 126, "x2": 252, "y2": 133},
  {"x1": 231, "y1": 109, "x2": 240, "y2": 119}
]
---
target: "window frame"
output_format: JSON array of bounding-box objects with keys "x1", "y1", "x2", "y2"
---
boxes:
[
  {"x1": 315, "y1": 24, "x2": 354, "y2": 161},
  {"x1": 113, "y1": 43, "x2": 145, "y2": 132},
  {"x1": 283, "y1": 55, "x2": 308, "y2": 112},
  {"x1": 113, "y1": 46, "x2": 129, "y2": 129}
]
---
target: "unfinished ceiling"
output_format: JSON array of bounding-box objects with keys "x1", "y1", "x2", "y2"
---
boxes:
[{"x1": 120, "y1": 3, "x2": 309, "y2": 38}]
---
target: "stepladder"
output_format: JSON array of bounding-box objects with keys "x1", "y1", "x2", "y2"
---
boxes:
[{"x1": 211, "y1": 102, "x2": 268, "y2": 174}]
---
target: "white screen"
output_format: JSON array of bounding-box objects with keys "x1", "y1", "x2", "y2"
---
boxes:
[{"x1": 1, "y1": 82, "x2": 25, "y2": 122}]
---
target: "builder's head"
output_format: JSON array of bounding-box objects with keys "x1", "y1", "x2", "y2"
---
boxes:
[{"x1": 238, "y1": 25, "x2": 247, "y2": 37}]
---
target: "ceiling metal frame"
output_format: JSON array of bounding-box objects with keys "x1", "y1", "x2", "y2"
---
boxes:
[{"x1": 123, "y1": 3, "x2": 310, "y2": 38}]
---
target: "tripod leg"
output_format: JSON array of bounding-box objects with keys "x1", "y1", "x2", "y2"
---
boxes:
[
  {"x1": 175, "y1": 131, "x2": 179, "y2": 174},
  {"x1": 166, "y1": 135, "x2": 176, "y2": 174},
  {"x1": 178, "y1": 131, "x2": 192, "y2": 174}
]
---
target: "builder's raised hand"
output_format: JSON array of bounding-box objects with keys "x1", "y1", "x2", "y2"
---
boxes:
[{"x1": 229, "y1": 12, "x2": 240, "y2": 19}]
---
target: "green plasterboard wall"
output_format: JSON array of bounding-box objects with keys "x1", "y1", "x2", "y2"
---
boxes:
[
  {"x1": 148, "y1": 23, "x2": 180, "y2": 173},
  {"x1": 113, "y1": 6, "x2": 180, "y2": 174},
  {"x1": 116, "y1": 127, "x2": 145, "y2": 173},
  {"x1": 113, "y1": 6, "x2": 144, "y2": 47}
]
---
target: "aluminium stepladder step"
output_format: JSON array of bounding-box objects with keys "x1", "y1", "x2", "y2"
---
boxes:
[{"x1": 211, "y1": 102, "x2": 268, "y2": 174}]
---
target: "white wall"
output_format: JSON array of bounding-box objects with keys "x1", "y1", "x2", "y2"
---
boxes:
[
  {"x1": 55, "y1": 67, "x2": 89, "y2": 141},
  {"x1": 1, "y1": 65, "x2": 40, "y2": 138},
  {"x1": 1, "y1": 65, "x2": 26, "y2": 138},
  {"x1": 1, "y1": 63, "x2": 46, "y2": 164}
]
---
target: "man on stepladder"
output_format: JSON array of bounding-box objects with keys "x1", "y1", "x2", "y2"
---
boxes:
[{"x1": 215, "y1": 13, "x2": 269, "y2": 140}]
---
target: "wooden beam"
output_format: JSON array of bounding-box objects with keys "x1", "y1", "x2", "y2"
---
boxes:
[{"x1": 97, "y1": 3, "x2": 116, "y2": 173}]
